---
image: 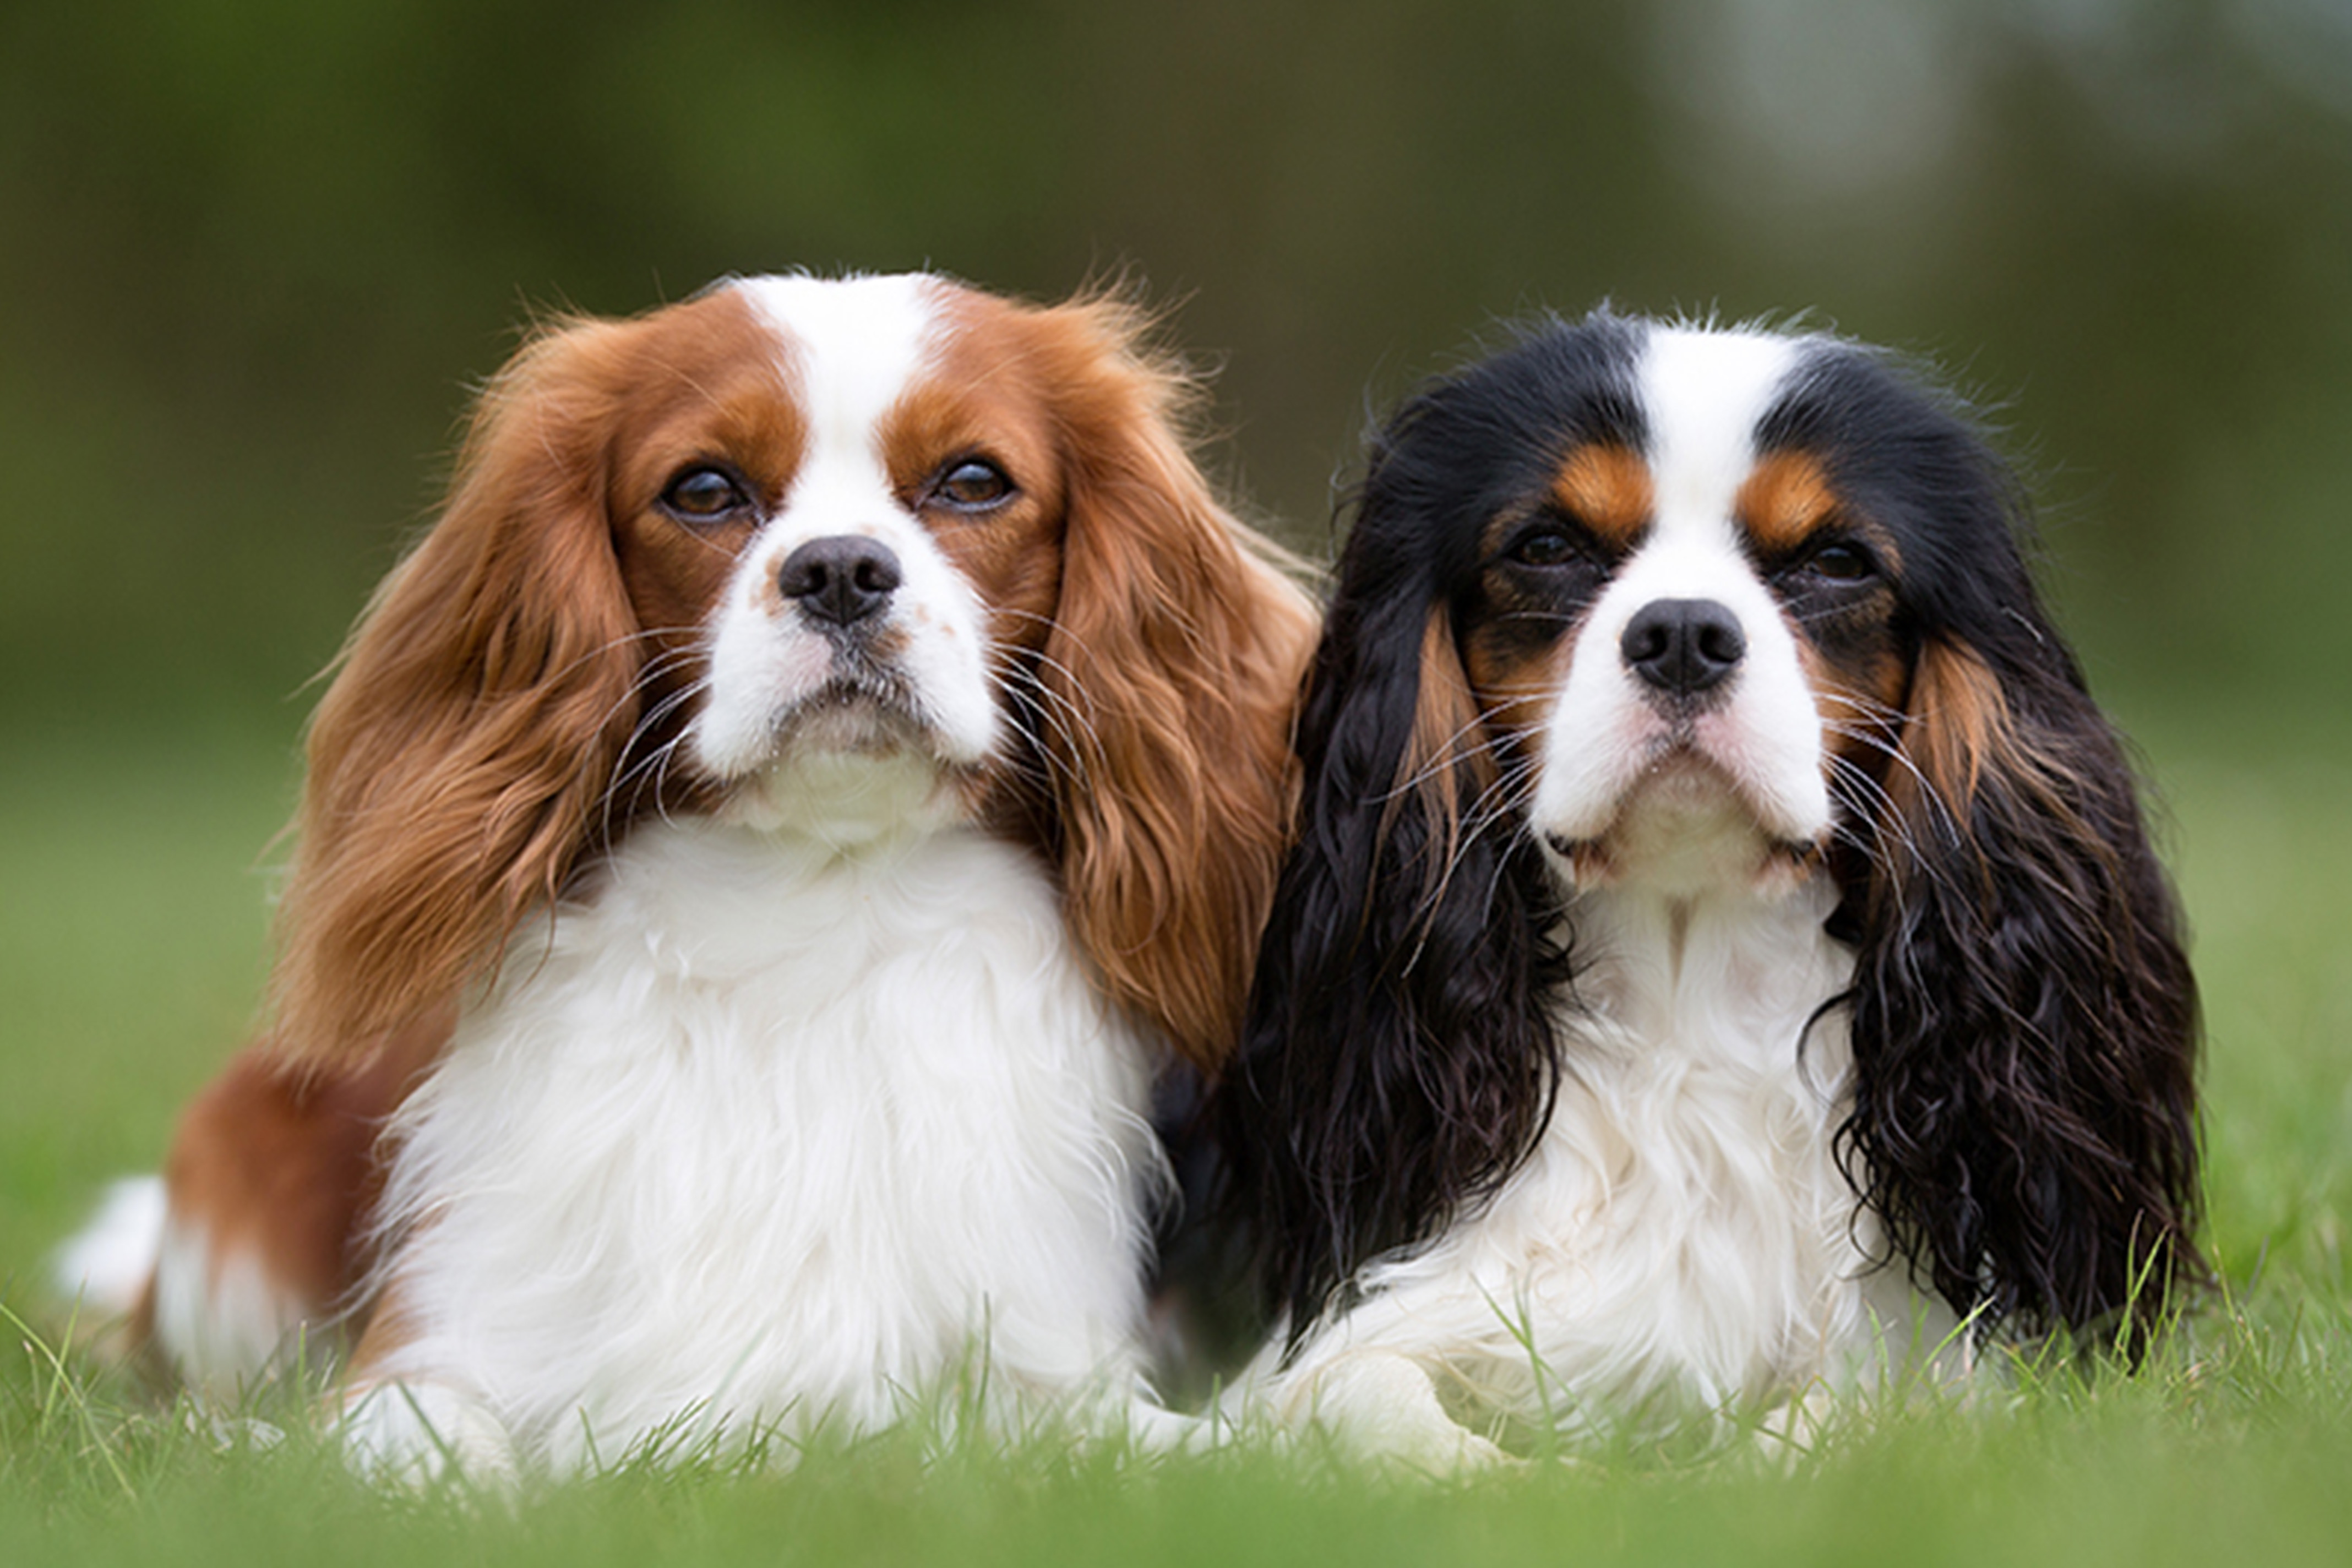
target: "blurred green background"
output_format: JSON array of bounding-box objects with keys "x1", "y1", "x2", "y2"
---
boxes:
[{"x1": 6, "y1": 0, "x2": 2350, "y2": 730}]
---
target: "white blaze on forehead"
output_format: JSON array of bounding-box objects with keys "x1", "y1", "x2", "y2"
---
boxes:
[
  {"x1": 1641, "y1": 325, "x2": 1803, "y2": 549},
  {"x1": 733, "y1": 273, "x2": 941, "y2": 469},
  {"x1": 1598, "y1": 325, "x2": 1808, "y2": 613}
]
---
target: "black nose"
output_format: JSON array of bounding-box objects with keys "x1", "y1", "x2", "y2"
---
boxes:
[
  {"x1": 779, "y1": 536, "x2": 902, "y2": 627},
  {"x1": 1621, "y1": 597, "x2": 1746, "y2": 696}
]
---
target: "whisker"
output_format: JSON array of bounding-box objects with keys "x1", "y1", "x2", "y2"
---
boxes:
[
  {"x1": 985, "y1": 642, "x2": 1104, "y2": 796},
  {"x1": 1817, "y1": 718, "x2": 1962, "y2": 847},
  {"x1": 1401, "y1": 750, "x2": 1542, "y2": 941},
  {"x1": 1375, "y1": 715, "x2": 1511, "y2": 804},
  {"x1": 1822, "y1": 752, "x2": 1925, "y2": 873},
  {"x1": 545, "y1": 625, "x2": 710, "y2": 694},
  {"x1": 600, "y1": 676, "x2": 713, "y2": 846}
]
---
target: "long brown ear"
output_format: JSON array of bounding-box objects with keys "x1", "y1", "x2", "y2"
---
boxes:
[
  {"x1": 268, "y1": 320, "x2": 645, "y2": 1066},
  {"x1": 1028, "y1": 302, "x2": 1317, "y2": 1072}
]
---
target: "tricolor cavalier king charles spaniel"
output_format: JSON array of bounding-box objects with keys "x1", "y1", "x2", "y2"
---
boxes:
[
  {"x1": 1213, "y1": 311, "x2": 2201, "y2": 1466},
  {"x1": 60, "y1": 273, "x2": 1315, "y2": 1477}
]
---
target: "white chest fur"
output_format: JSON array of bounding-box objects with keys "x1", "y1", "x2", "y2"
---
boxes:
[
  {"x1": 1271, "y1": 872, "x2": 1952, "y2": 1452},
  {"x1": 359, "y1": 813, "x2": 1163, "y2": 1471}
]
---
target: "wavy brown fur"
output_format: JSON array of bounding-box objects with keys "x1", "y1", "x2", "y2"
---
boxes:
[
  {"x1": 268, "y1": 319, "x2": 647, "y2": 1065},
  {"x1": 1015, "y1": 300, "x2": 1318, "y2": 1069}
]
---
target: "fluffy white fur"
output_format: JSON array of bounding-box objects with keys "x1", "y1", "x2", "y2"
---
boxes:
[
  {"x1": 53, "y1": 1176, "x2": 163, "y2": 1322},
  {"x1": 352, "y1": 770, "x2": 1166, "y2": 1476},
  {"x1": 1249, "y1": 326, "x2": 1966, "y2": 1468},
  {"x1": 1259, "y1": 854, "x2": 1962, "y2": 1468},
  {"x1": 56, "y1": 1180, "x2": 327, "y2": 1399}
]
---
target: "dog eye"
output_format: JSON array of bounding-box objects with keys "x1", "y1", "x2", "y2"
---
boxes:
[
  {"x1": 934, "y1": 458, "x2": 1014, "y2": 511},
  {"x1": 1801, "y1": 542, "x2": 1875, "y2": 582},
  {"x1": 661, "y1": 466, "x2": 752, "y2": 522},
  {"x1": 1511, "y1": 529, "x2": 1579, "y2": 567}
]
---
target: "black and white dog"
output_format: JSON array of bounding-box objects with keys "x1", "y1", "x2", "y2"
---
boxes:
[{"x1": 1213, "y1": 312, "x2": 2201, "y2": 1464}]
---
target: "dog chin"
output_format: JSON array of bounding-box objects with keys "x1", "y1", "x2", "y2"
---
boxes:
[
  {"x1": 772, "y1": 685, "x2": 935, "y2": 759},
  {"x1": 1543, "y1": 752, "x2": 1821, "y2": 897},
  {"x1": 714, "y1": 686, "x2": 985, "y2": 843}
]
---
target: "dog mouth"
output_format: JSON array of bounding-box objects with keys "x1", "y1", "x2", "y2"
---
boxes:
[
  {"x1": 769, "y1": 669, "x2": 935, "y2": 759},
  {"x1": 1542, "y1": 742, "x2": 1822, "y2": 888},
  {"x1": 711, "y1": 666, "x2": 989, "y2": 843},
  {"x1": 688, "y1": 597, "x2": 1004, "y2": 800}
]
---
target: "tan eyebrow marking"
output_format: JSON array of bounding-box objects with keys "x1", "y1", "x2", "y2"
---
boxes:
[
  {"x1": 1547, "y1": 444, "x2": 1653, "y2": 545},
  {"x1": 1736, "y1": 450, "x2": 1842, "y2": 553}
]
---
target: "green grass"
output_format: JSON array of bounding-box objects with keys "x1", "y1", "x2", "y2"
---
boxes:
[{"x1": 4, "y1": 701, "x2": 2349, "y2": 1564}]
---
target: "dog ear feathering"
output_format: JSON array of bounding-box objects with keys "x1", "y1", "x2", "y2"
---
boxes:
[
  {"x1": 1018, "y1": 297, "x2": 1320, "y2": 1068},
  {"x1": 1765, "y1": 346, "x2": 2201, "y2": 1346},
  {"x1": 264, "y1": 320, "x2": 650, "y2": 1072}
]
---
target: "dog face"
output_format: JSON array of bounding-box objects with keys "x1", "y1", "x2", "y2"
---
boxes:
[
  {"x1": 266, "y1": 274, "x2": 1317, "y2": 1070},
  {"x1": 659, "y1": 277, "x2": 1061, "y2": 802},
  {"x1": 1451, "y1": 325, "x2": 1879, "y2": 889}
]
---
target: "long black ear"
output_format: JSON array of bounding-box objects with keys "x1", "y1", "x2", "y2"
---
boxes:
[
  {"x1": 1837, "y1": 457, "x2": 2202, "y2": 1348},
  {"x1": 1215, "y1": 495, "x2": 1567, "y2": 1346}
]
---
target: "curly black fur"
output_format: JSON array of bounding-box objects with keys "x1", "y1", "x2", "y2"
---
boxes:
[
  {"x1": 1775, "y1": 347, "x2": 2206, "y2": 1343},
  {"x1": 1214, "y1": 315, "x2": 1641, "y2": 1342}
]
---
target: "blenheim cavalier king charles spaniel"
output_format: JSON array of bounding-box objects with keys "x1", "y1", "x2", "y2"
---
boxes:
[
  {"x1": 61, "y1": 274, "x2": 1315, "y2": 1478},
  {"x1": 1213, "y1": 311, "x2": 2201, "y2": 1467}
]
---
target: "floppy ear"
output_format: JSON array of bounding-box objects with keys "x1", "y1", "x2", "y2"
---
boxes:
[
  {"x1": 268, "y1": 320, "x2": 646, "y2": 1066},
  {"x1": 1215, "y1": 517, "x2": 1567, "y2": 1342},
  {"x1": 1841, "y1": 614, "x2": 2203, "y2": 1344},
  {"x1": 1027, "y1": 302, "x2": 1318, "y2": 1072}
]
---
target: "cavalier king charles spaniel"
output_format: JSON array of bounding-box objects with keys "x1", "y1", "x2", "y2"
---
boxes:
[
  {"x1": 59, "y1": 273, "x2": 1315, "y2": 1478},
  {"x1": 1212, "y1": 310, "x2": 2201, "y2": 1467}
]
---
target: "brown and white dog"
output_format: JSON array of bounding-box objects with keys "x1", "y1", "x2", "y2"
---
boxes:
[{"x1": 59, "y1": 273, "x2": 1315, "y2": 1478}]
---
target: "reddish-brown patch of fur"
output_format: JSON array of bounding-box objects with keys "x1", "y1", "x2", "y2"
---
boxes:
[
  {"x1": 1735, "y1": 450, "x2": 1842, "y2": 555},
  {"x1": 1737, "y1": 449, "x2": 1904, "y2": 582},
  {"x1": 1458, "y1": 606, "x2": 1573, "y2": 749},
  {"x1": 1458, "y1": 501, "x2": 1595, "y2": 748},
  {"x1": 160, "y1": 1012, "x2": 446, "y2": 1333},
  {"x1": 917, "y1": 288, "x2": 1317, "y2": 1069},
  {"x1": 1800, "y1": 636, "x2": 1910, "y2": 791},
  {"x1": 1897, "y1": 637, "x2": 2013, "y2": 819},
  {"x1": 1388, "y1": 606, "x2": 1504, "y2": 907},
  {"x1": 1886, "y1": 637, "x2": 2114, "y2": 888},
  {"x1": 269, "y1": 290, "x2": 792, "y2": 1065}
]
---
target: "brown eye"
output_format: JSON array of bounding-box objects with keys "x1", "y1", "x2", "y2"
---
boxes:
[
  {"x1": 935, "y1": 458, "x2": 1014, "y2": 511},
  {"x1": 661, "y1": 466, "x2": 752, "y2": 522},
  {"x1": 1511, "y1": 529, "x2": 1577, "y2": 567},
  {"x1": 1804, "y1": 542, "x2": 1875, "y2": 582}
]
